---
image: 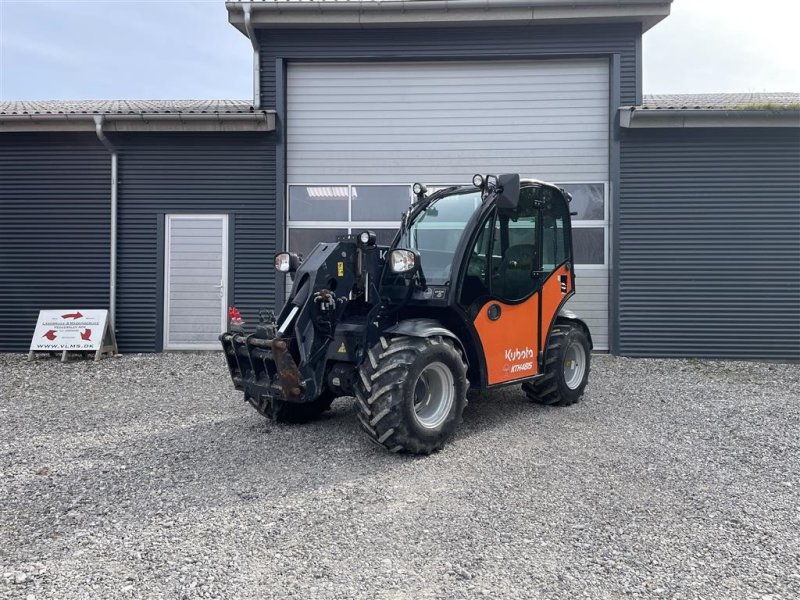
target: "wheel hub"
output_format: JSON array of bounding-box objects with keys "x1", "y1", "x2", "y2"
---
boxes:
[
  {"x1": 563, "y1": 341, "x2": 587, "y2": 390},
  {"x1": 412, "y1": 361, "x2": 455, "y2": 429}
]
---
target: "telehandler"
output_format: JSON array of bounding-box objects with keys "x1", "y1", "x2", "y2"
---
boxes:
[{"x1": 220, "y1": 174, "x2": 592, "y2": 454}]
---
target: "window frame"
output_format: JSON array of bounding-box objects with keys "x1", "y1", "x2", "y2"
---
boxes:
[
  {"x1": 286, "y1": 180, "x2": 610, "y2": 268},
  {"x1": 286, "y1": 183, "x2": 415, "y2": 254},
  {"x1": 555, "y1": 180, "x2": 609, "y2": 269}
]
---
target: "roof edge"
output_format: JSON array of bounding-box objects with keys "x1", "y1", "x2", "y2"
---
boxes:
[
  {"x1": 226, "y1": 1, "x2": 671, "y2": 33},
  {"x1": 619, "y1": 107, "x2": 800, "y2": 129},
  {"x1": 0, "y1": 111, "x2": 277, "y2": 134}
]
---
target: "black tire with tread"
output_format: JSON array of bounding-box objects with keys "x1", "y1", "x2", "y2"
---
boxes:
[
  {"x1": 522, "y1": 322, "x2": 590, "y2": 407},
  {"x1": 246, "y1": 390, "x2": 335, "y2": 424},
  {"x1": 354, "y1": 335, "x2": 468, "y2": 455}
]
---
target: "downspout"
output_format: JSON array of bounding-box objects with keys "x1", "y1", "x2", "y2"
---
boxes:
[
  {"x1": 242, "y1": 3, "x2": 261, "y2": 109},
  {"x1": 93, "y1": 115, "x2": 118, "y2": 329}
]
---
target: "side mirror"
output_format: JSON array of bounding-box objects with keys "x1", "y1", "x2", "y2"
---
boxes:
[{"x1": 495, "y1": 173, "x2": 520, "y2": 211}]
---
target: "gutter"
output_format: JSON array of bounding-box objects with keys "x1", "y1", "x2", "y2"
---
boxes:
[
  {"x1": 620, "y1": 107, "x2": 800, "y2": 128},
  {"x1": 226, "y1": 0, "x2": 672, "y2": 31},
  {"x1": 242, "y1": 3, "x2": 261, "y2": 110},
  {"x1": 0, "y1": 111, "x2": 276, "y2": 133},
  {"x1": 93, "y1": 116, "x2": 118, "y2": 329}
]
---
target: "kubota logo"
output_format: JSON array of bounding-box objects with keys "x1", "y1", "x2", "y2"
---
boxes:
[
  {"x1": 502, "y1": 346, "x2": 535, "y2": 375},
  {"x1": 504, "y1": 346, "x2": 534, "y2": 362}
]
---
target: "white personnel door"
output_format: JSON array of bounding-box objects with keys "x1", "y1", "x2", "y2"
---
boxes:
[{"x1": 164, "y1": 214, "x2": 228, "y2": 350}]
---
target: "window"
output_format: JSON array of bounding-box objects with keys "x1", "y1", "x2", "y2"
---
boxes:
[
  {"x1": 541, "y1": 188, "x2": 569, "y2": 272},
  {"x1": 287, "y1": 184, "x2": 412, "y2": 257},
  {"x1": 397, "y1": 190, "x2": 482, "y2": 285},
  {"x1": 493, "y1": 187, "x2": 540, "y2": 301},
  {"x1": 558, "y1": 182, "x2": 608, "y2": 267}
]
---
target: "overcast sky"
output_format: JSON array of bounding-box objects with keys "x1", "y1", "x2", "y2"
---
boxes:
[{"x1": 1, "y1": 0, "x2": 798, "y2": 101}]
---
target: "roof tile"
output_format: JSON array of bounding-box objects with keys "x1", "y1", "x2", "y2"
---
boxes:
[{"x1": 0, "y1": 100, "x2": 256, "y2": 117}]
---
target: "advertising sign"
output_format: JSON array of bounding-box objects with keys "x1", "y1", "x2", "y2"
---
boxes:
[{"x1": 29, "y1": 310, "x2": 117, "y2": 361}]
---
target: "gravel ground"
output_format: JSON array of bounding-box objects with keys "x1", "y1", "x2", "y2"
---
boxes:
[{"x1": 1, "y1": 352, "x2": 798, "y2": 600}]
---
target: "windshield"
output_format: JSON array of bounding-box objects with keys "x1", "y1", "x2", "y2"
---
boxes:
[{"x1": 398, "y1": 190, "x2": 483, "y2": 285}]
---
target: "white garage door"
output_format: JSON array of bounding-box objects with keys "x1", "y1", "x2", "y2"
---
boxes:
[{"x1": 287, "y1": 60, "x2": 610, "y2": 349}]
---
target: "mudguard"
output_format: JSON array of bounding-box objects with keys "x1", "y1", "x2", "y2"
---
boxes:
[
  {"x1": 556, "y1": 308, "x2": 594, "y2": 350},
  {"x1": 385, "y1": 318, "x2": 469, "y2": 366}
]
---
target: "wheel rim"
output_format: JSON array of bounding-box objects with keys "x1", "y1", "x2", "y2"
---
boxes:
[
  {"x1": 563, "y1": 341, "x2": 587, "y2": 390},
  {"x1": 412, "y1": 361, "x2": 455, "y2": 429}
]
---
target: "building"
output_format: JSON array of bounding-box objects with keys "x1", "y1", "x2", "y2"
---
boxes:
[{"x1": 1, "y1": 0, "x2": 798, "y2": 360}]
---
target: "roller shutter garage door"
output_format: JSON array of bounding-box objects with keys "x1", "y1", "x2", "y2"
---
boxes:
[{"x1": 287, "y1": 60, "x2": 610, "y2": 349}]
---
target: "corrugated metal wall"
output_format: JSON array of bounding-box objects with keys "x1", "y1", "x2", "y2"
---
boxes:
[
  {"x1": 286, "y1": 59, "x2": 610, "y2": 182},
  {"x1": 618, "y1": 127, "x2": 800, "y2": 360},
  {"x1": 0, "y1": 133, "x2": 276, "y2": 353},
  {"x1": 0, "y1": 133, "x2": 111, "y2": 353},
  {"x1": 115, "y1": 133, "x2": 275, "y2": 352},
  {"x1": 258, "y1": 23, "x2": 641, "y2": 108}
]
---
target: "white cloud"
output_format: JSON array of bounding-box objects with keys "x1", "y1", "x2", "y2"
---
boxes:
[{"x1": 644, "y1": 0, "x2": 800, "y2": 93}]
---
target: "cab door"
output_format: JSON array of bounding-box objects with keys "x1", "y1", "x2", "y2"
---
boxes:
[
  {"x1": 459, "y1": 186, "x2": 574, "y2": 386},
  {"x1": 459, "y1": 188, "x2": 542, "y2": 385}
]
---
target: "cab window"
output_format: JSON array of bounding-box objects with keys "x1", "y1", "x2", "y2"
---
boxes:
[
  {"x1": 459, "y1": 187, "x2": 541, "y2": 306},
  {"x1": 541, "y1": 188, "x2": 570, "y2": 272},
  {"x1": 492, "y1": 187, "x2": 540, "y2": 302}
]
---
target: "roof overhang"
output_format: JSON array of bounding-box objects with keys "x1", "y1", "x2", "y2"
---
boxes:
[
  {"x1": 620, "y1": 107, "x2": 800, "y2": 129},
  {"x1": 227, "y1": 0, "x2": 672, "y2": 32},
  {"x1": 0, "y1": 111, "x2": 276, "y2": 133}
]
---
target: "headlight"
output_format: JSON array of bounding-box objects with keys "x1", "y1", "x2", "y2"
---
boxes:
[
  {"x1": 472, "y1": 174, "x2": 485, "y2": 188},
  {"x1": 389, "y1": 249, "x2": 419, "y2": 274},
  {"x1": 274, "y1": 252, "x2": 300, "y2": 273},
  {"x1": 358, "y1": 230, "x2": 376, "y2": 246}
]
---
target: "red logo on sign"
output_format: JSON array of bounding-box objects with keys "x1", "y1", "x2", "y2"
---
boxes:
[
  {"x1": 80, "y1": 328, "x2": 92, "y2": 341},
  {"x1": 61, "y1": 312, "x2": 83, "y2": 320},
  {"x1": 43, "y1": 330, "x2": 57, "y2": 340}
]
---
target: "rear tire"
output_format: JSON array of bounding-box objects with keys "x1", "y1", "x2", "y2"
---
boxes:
[
  {"x1": 354, "y1": 335, "x2": 468, "y2": 454},
  {"x1": 522, "y1": 323, "x2": 590, "y2": 407}
]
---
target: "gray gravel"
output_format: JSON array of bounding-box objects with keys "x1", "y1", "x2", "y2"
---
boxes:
[{"x1": 1, "y1": 352, "x2": 798, "y2": 600}]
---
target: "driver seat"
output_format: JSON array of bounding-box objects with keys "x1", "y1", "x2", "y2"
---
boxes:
[{"x1": 496, "y1": 244, "x2": 537, "y2": 300}]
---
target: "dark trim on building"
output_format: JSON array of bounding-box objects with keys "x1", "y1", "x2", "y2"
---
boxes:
[
  {"x1": 609, "y1": 54, "x2": 622, "y2": 355},
  {"x1": 275, "y1": 57, "x2": 288, "y2": 306},
  {"x1": 634, "y1": 26, "x2": 643, "y2": 105}
]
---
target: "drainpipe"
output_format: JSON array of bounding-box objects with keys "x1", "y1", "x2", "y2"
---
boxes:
[
  {"x1": 242, "y1": 3, "x2": 261, "y2": 109},
  {"x1": 93, "y1": 115, "x2": 118, "y2": 328}
]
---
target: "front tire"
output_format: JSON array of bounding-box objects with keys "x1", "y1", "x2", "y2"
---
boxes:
[
  {"x1": 246, "y1": 390, "x2": 335, "y2": 424},
  {"x1": 522, "y1": 323, "x2": 590, "y2": 406},
  {"x1": 354, "y1": 335, "x2": 468, "y2": 454}
]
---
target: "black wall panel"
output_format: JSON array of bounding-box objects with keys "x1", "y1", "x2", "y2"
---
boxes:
[
  {"x1": 114, "y1": 133, "x2": 276, "y2": 352},
  {"x1": 0, "y1": 133, "x2": 110, "y2": 352},
  {"x1": 0, "y1": 132, "x2": 276, "y2": 353},
  {"x1": 618, "y1": 127, "x2": 800, "y2": 360}
]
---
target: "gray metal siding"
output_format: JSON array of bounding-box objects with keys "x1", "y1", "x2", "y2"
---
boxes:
[
  {"x1": 115, "y1": 133, "x2": 276, "y2": 352},
  {"x1": 618, "y1": 128, "x2": 800, "y2": 360},
  {"x1": 164, "y1": 215, "x2": 228, "y2": 349},
  {"x1": 286, "y1": 59, "x2": 611, "y2": 349},
  {"x1": 0, "y1": 134, "x2": 110, "y2": 352},
  {"x1": 258, "y1": 23, "x2": 640, "y2": 108},
  {"x1": 287, "y1": 59, "x2": 610, "y2": 182}
]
